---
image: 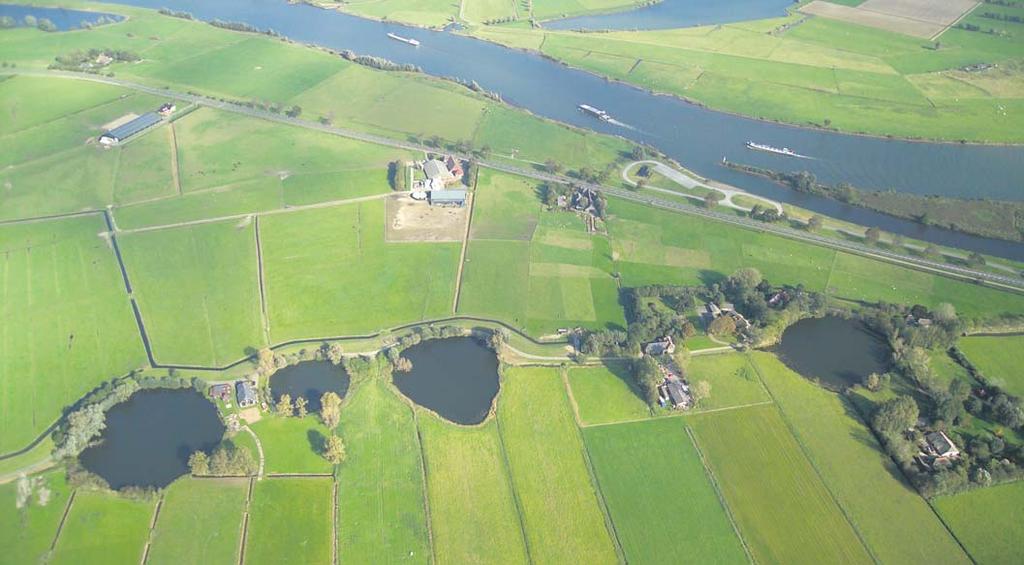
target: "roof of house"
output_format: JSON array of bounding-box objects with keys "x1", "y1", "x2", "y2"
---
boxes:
[
  {"x1": 430, "y1": 189, "x2": 467, "y2": 203},
  {"x1": 103, "y1": 112, "x2": 161, "y2": 140},
  {"x1": 235, "y1": 380, "x2": 256, "y2": 403},
  {"x1": 666, "y1": 380, "x2": 688, "y2": 406},
  {"x1": 423, "y1": 159, "x2": 453, "y2": 180},
  {"x1": 926, "y1": 431, "x2": 957, "y2": 455}
]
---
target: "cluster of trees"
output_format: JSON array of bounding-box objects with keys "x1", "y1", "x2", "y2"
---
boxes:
[
  {"x1": 188, "y1": 441, "x2": 258, "y2": 476},
  {"x1": 339, "y1": 50, "x2": 421, "y2": 72},
  {"x1": 748, "y1": 204, "x2": 784, "y2": 223},
  {"x1": 284, "y1": 105, "x2": 303, "y2": 118},
  {"x1": 157, "y1": 8, "x2": 194, "y2": 19},
  {"x1": 980, "y1": 11, "x2": 1024, "y2": 22},
  {"x1": 48, "y1": 48, "x2": 140, "y2": 73},
  {"x1": 388, "y1": 161, "x2": 406, "y2": 191},
  {"x1": 14, "y1": 15, "x2": 57, "y2": 32},
  {"x1": 956, "y1": 22, "x2": 1008, "y2": 35},
  {"x1": 209, "y1": 19, "x2": 281, "y2": 37},
  {"x1": 1, "y1": 16, "x2": 17, "y2": 28},
  {"x1": 53, "y1": 373, "x2": 204, "y2": 460}
]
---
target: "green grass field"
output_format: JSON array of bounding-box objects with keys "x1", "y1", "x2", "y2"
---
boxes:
[
  {"x1": 566, "y1": 363, "x2": 651, "y2": 426},
  {"x1": 751, "y1": 352, "x2": 971, "y2": 564},
  {"x1": 0, "y1": 215, "x2": 147, "y2": 453},
  {"x1": 417, "y1": 413, "x2": 529, "y2": 564},
  {"x1": 0, "y1": 470, "x2": 72, "y2": 565},
  {"x1": 147, "y1": 478, "x2": 248, "y2": 565},
  {"x1": 336, "y1": 378, "x2": 431, "y2": 563},
  {"x1": 497, "y1": 367, "x2": 618, "y2": 563},
  {"x1": 249, "y1": 416, "x2": 335, "y2": 474},
  {"x1": 50, "y1": 490, "x2": 154, "y2": 565},
  {"x1": 959, "y1": 335, "x2": 1024, "y2": 397},
  {"x1": 245, "y1": 478, "x2": 334, "y2": 565},
  {"x1": 689, "y1": 404, "x2": 873, "y2": 564},
  {"x1": 473, "y1": 6, "x2": 1024, "y2": 142},
  {"x1": 261, "y1": 200, "x2": 460, "y2": 341},
  {"x1": 684, "y1": 353, "x2": 771, "y2": 412},
  {"x1": 118, "y1": 220, "x2": 265, "y2": 366},
  {"x1": 583, "y1": 418, "x2": 748, "y2": 564},
  {"x1": 934, "y1": 480, "x2": 1024, "y2": 565}
]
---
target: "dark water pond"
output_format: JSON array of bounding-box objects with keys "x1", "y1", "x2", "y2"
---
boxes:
[
  {"x1": 79, "y1": 388, "x2": 224, "y2": 489},
  {"x1": 547, "y1": 0, "x2": 791, "y2": 31},
  {"x1": 25, "y1": 0, "x2": 1024, "y2": 259},
  {"x1": 774, "y1": 316, "x2": 890, "y2": 391},
  {"x1": 0, "y1": 4, "x2": 122, "y2": 30},
  {"x1": 270, "y1": 360, "x2": 350, "y2": 412},
  {"x1": 393, "y1": 337, "x2": 500, "y2": 425}
]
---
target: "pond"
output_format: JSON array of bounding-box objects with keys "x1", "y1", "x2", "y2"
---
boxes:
[
  {"x1": 774, "y1": 316, "x2": 891, "y2": 391},
  {"x1": 546, "y1": 0, "x2": 792, "y2": 31},
  {"x1": 0, "y1": 4, "x2": 122, "y2": 31},
  {"x1": 93, "y1": 0, "x2": 1024, "y2": 260},
  {"x1": 392, "y1": 337, "x2": 500, "y2": 425},
  {"x1": 270, "y1": 360, "x2": 350, "y2": 412},
  {"x1": 78, "y1": 388, "x2": 224, "y2": 489}
]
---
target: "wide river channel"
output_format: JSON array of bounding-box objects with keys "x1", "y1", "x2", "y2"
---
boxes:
[{"x1": 87, "y1": 0, "x2": 1024, "y2": 259}]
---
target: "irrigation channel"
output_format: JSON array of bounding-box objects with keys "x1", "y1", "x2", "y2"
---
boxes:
[
  {"x1": 392, "y1": 337, "x2": 500, "y2": 425},
  {"x1": 90, "y1": 0, "x2": 1024, "y2": 260},
  {"x1": 773, "y1": 316, "x2": 891, "y2": 391}
]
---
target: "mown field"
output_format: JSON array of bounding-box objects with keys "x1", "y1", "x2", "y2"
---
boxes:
[
  {"x1": 147, "y1": 477, "x2": 248, "y2": 565},
  {"x1": 751, "y1": 352, "x2": 971, "y2": 564},
  {"x1": 567, "y1": 363, "x2": 651, "y2": 426},
  {"x1": 417, "y1": 413, "x2": 529, "y2": 564},
  {"x1": 0, "y1": 215, "x2": 147, "y2": 453},
  {"x1": 118, "y1": 220, "x2": 265, "y2": 367},
  {"x1": 473, "y1": 3, "x2": 1024, "y2": 142},
  {"x1": 959, "y1": 334, "x2": 1024, "y2": 397},
  {"x1": 336, "y1": 378, "x2": 431, "y2": 563},
  {"x1": 0, "y1": 470, "x2": 72, "y2": 565},
  {"x1": 497, "y1": 367, "x2": 618, "y2": 563},
  {"x1": 248, "y1": 415, "x2": 335, "y2": 474},
  {"x1": 934, "y1": 480, "x2": 1024, "y2": 565},
  {"x1": 689, "y1": 404, "x2": 873, "y2": 564},
  {"x1": 50, "y1": 490, "x2": 154, "y2": 565},
  {"x1": 245, "y1": 478, "x2": 334, "y2": 565},
  {"x1": 583, "y1": 418, "x2": 748, "y2": 564}
]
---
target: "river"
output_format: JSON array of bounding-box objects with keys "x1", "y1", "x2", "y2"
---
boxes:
[
  {"x1": 36, "y1": 0, "x2": 1024, "y2": 259},
  {"x1": 546, "y1": 0, "x2": 792, "y2": 31}
]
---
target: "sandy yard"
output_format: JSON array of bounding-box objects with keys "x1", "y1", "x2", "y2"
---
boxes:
[
  {"x1": 385, "y1": 193, "x2": 469, "y2": 242},
  {"x1": 800, "y1": 0, "x2": 978, "y2": 39},
  {"x1": 100, "y1": 112, "x2": 140, "y2": 131}
]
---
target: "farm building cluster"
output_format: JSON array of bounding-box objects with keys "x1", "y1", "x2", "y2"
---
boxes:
[
  {"x1": 643, "y1": 335, "x2": 693, "y2": 410},
  {"x1": 209, "y1": 380, "x2": 258, "y2": 410},
  {"x1": 546, "y1": 184, "x2": 607, "y2": 233},
  {"x1": 98, "y1": 102, "x2": 176, "y2": 146},
  {"x1": 916, "y1": 430, "x2": 962, "y2": 470},
  {"x1": 410, "y1": 155, "x2": 468, "y2": 207}
]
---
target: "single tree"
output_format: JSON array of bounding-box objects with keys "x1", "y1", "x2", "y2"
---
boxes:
[
  {"x1": 295, "y1": 396, "x2": 308, "y2": 418},
  {"x1": 807, "y1": 214, "x2": 824, "y2": 231},
  {"x1": 864, "y1": 227, "x2": 881, "y2": 246},
  {"x1": 967, "y1": 252, "x2": 986, "y2": 267},
  {"x1": 257, "y1": 347, "x2": 275, "y2": 375},
  {"x1": 691, "y1": 380, "x2": 711, "y2": 406},
  {"x1": 864, "y1": 372, "x2": 882, "y2": 392},
  {"x1": 276, "y1": 393, "x2": 293, "y2": 417},
  {"x1": 708, "y1": 315, "x2": 737, "y2": 336},
  {"x1": 544, "y1": 159, "x2": 563, "y2": 175},
  {"x1": 188, "y1": 451, "x2": 210, "y2": 475},
  {"x1": 703, "y1": 193, "x2": 719, "y2": 209},
  {"x1": 321, "y1": 392, "x2": 342, "y2": 430},
  {"x1": 324, "y1": 434, "x2": 347, "y2": 464},
  {"x1": 394, "y1": 357, "x2": 413, "y2": 372},
  {"x1": 923, "y1": 244, "x2": 941, "y2": 260}
]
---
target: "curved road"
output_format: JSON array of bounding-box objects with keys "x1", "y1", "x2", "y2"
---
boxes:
[{"x1": 622, "y1": 160, "x2": 784, "y2": 213}]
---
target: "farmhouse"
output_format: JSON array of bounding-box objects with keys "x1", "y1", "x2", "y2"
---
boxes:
[
  {"x1": 209, "y1": 383, "x2": 232, "y2": 401},
  {"x1": 644, "y1": 335, "x2": 676, "y2": 356},
  {"x1": 99, "y1": 111, "x2": 162, "y2": 145},
  {"x1": 658, "y1": 377, "x2": 691, "y2": 410},
  {"x1": 235, "y1": 380, "x2": 257, "y2": 408},
  {"x1": 429, "y1": 189, "x2": 468, "y2": 207},
  {"x1": 701, "y1": 301, "x2": 751, "y2": 331},
  {"x1": 925, "y1": 431, "x2": 961, "y2": 460},
  {"x1": 158, "y1": 102, "x2": 176, "y2": 116},
  {"x1": 421, "y1": 156, "x2": 464, "y2": 190}
]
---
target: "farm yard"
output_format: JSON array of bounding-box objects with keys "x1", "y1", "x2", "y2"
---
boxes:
[{"x1": 3, "y1": 2, "x2": 1024, "y2": 565}]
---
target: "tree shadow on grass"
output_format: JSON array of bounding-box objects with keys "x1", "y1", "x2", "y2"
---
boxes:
[{"x1": 307, "y1": 429, "x2": 326, "y2": 456}]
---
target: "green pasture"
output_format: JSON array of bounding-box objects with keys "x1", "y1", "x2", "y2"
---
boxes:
[
  {"x1": 50, "y1": 490, "x2": 154, "y2": 565},
  {"x1": 751, "y1": 352, "x2": 971, "y2": 564},
  {"x1": 118, "y1": 220, "x2": 264, "y2": 366},
  {"x1": 0, "y1": 470, "x2": 71, "y2": 565},
  {"x1": 689, "y1": 404, "x2": 873, "y2": 564},
  {"x1": 417, "y1": 414, "x2": 529, "y2": 564},
  {"x1": 583, "y1": 418, "x2": 748, "y2": 564},
  {"x1": 249, "y1": 416, "x2": 335, "y2": 474},
  {"x1": 684, "y1": 353, "x2": 771, "y2": 412},
  {"x1": 245, "y1": 478, "x2": 334, "y2": 565},
  {"x1": 464, "y1": 0, "x2": 518, "y2": 23},
  {"x1": 934, "y1": 480, "x2": 1024, "y2": 565},
  {"x1": 261, "y1": 200, "x2": 459, "y2": 341},
  {"x1": 113, "y1": 177, "x2": 284, "y2": 229},
  {"x1": 532, "y1": 0, "x2": 640, "y2": 21},
  {"x1": 0, "y1": 215, "x2": 146, "y2": 453},
  {"x1": 566, "y1": 363, "x2": 651, "y2": 426},
  {"x1": 470, "y1": 169, "x2": 543, "y2": 241},
  {"x1": 498, "y1": 367, "x2": 618, "y2": 564},
  {"x1": 959, "y1": 335, "x2": 1024, "y2": 397},
  {"x1": 328, "y1": 0, "x2": 458, "y2": 28},
  {"x1": 147, "y1": 477, "x2": 248, "y2": 565},
  {"x1": 336, "y1": 378, "x2": 431, "y2": 563},
  {"x1": 113, "y1": 125, "x2": 177, "y2": 205},
  {"x1": 930, "y1": 348, "x2": 974, "y2": 388}
]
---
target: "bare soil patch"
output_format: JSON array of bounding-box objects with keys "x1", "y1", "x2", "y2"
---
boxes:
[
  {"x1": 100, "y1": 112, "x2": 139, "y2": 131},
  {"x1": 385, "y1": 193, "x2": 468, "y2": 242},
  {"x1": 800, "y1": 0, "x2": 977, "y2": 38}
]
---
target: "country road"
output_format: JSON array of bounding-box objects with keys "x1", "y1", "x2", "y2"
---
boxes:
[
  {"x1": 5, "y1": 70, "x2": 1022, "y2": 292},
  {"x1": 622, "y1": 160, "x2": 784, "y2": 214}
]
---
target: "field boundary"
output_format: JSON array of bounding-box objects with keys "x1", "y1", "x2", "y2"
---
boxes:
[
  {"x1": 411, "y1": 409, "x2": 439, "y2": 565},
  {"x1": 48, "y1": 489, "x2": 77, "y2": 553},
  {"x1": 238, "y1": 477, "x2": 255, "y2": 565},
  {"x1": 140, "y1": 493, "x2": 165, "y2": 565},
  {"x1": 254, "y1": 216, "x2": 271, "y2": 346},
  {"x1": 494, "y1": 410, "x2": 536, "y2": 565},
  {"x1": 684, "y1": 426, "x2": 756, "y2": 564},
  {"x1": 452, "y1": 173, "x2": 481, "y2": 313}
]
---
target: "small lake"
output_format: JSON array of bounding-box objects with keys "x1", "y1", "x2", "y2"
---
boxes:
[
  {"x1": 270, "y1": 360, "x2": 350, "y2": 412},
  {"x1": 392, "y1": 337, "x2": 500, "y2": 425},
  {"x1": 546, "y1": 0, "x2": 792, "y2": 31},
  {"x1": 0, "y1": 4, "x2": 122, "y2": 30},
  {"x1": 774, "y1": 316, "x2": 890, "y2": 391},
  {"x1": 79, "y1": 388, "x2": 224, "y2": 489}
]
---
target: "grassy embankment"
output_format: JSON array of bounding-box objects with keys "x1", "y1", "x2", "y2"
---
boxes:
[{"x1": 472, "y1": 4, "x2": 1024, "y2": 143}]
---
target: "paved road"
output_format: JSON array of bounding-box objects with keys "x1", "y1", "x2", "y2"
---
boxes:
[
  {"x1": 6, "y1": 71, "x2": 1022, "y2": 292},
  {"x1": 623, "y1": 160, "x2": 784, "y2": 213}
]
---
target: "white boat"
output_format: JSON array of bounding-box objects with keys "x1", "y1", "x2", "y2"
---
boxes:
[
  {"x1": 578, "y1": 104, "x2": 612, "y2": 122},
  {"x1": 387, "y1": 32, "x2": 420, "y2": 47},
  {"x1": 746, "y1": 141, "x2": 804, "y2": 158}
]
